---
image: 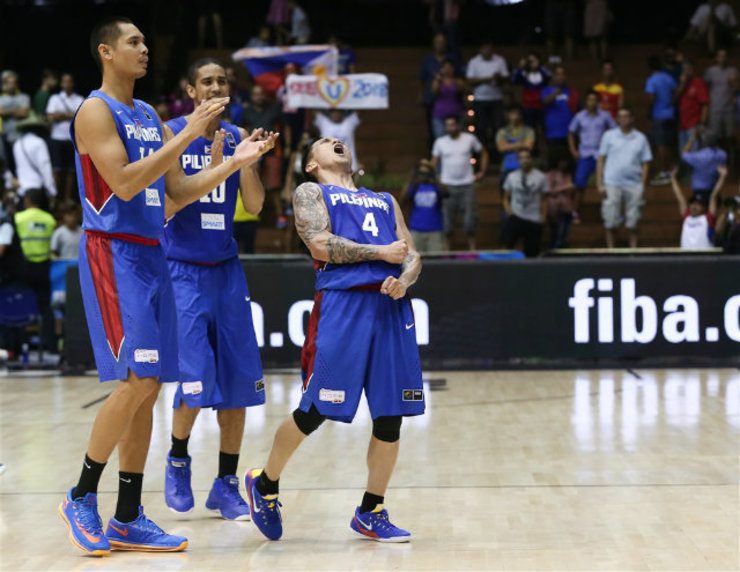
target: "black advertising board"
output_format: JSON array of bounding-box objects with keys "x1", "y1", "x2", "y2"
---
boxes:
[{"x1": 64, "y1": 256, "x2": 740, "y2": 370}]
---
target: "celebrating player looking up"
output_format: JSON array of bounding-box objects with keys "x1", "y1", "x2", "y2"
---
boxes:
[
  {"x1": 244, "y1": 136, "x2": 424, "y2": 543},
  {"x1": 59, "y1": 17, "x2": 274, "y2": 556},
  {"x1": 162, "y1": 58, "x2": 273, "y2": 521}
]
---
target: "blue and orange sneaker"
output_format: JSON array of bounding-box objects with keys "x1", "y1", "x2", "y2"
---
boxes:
[
  {"x1": 244, "y1": 468, "x2": 282, "y2": 540},
  {"x1": 350, "y1": 506, "x2": 411, "y2": 543},
  {"x1": 105, "y1": 507, "x2": 188, "y2": 552},
  {"x1": 205, "y1": 475, "x2": 250, "y2": 521},
  {"x1": 58, "y1": 488, "x2": 110, "y2": 556},
  {"x1": 164, "y1": 454, "x2": 194, "y2": 515}
]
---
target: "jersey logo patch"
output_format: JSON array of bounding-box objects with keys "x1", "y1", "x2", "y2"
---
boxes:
[
  {"x1": 402, "y1": 389, "x2": 424, "y2": 402},
  {"x1": 319, "y1": 388, "x2": 345, "y2": 403},
  {"x1": 145, "y1": 188, "x2": 161, "y2": 206},
  {"x1": 225, "y1": 132, "x2": 237, "y2": 149},
  {"x1": 134, "y1": 349, "x2": 159, "y2": 363},
  {"x1": 201, "y1": 213, "x2": 225, "y2": 230},
  {"x1": 255, "y1": 379, "x2": 265, "y2": 392},
  {"x1": 182, "y1": 381, "x2": 203, "y2": 395}
]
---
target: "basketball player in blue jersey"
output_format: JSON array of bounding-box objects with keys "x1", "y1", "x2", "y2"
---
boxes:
[
  {"x1": 59, "y1": 17, "x2": 276, "y2": 556},
  {"x1": 161, "y1": 58, "x2": 270, "y2": 521},
  {"x1": 244, "y1": 137, "x2": 424, "y2": 543}
]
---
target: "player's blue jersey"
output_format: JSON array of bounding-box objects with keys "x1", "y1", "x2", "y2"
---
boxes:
[
  {"x1": 162, "y1": 117, "x2": 241, "y2": 263},
  {"x1": 71, "y1": 90, "x2": 166, "y2": 239},
  {"x1": 315, "y1": 184, "x2": 401, "y2": 290}
]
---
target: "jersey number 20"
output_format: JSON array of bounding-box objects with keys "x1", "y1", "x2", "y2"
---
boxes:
[
  {"x1": 200, "y1": 182, "x2": 226, "y2": 204},
  {"x1": 362, "y1": 213, "x2": 379, "y2": 237}
]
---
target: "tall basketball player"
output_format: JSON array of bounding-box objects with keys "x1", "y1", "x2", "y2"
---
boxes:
[
  {"x1": 244, "y1": 137, "x2": 424, "y2": 543},
  {"x1": 162, "y1": 58, "x2": 271, "y2": 521},
  {"x1": 59, "y1": 17, "x2": 274, "y2": 556}
]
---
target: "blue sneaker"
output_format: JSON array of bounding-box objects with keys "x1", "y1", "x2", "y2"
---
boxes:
[
  {"x1": 164, "y1": 455, "x2": 194, "y2": 515},
  {"x1": 244, "y1": 468, "x2": 282, "y2": 540},
  {"x1": 350, "y1": 506, "x2": 411, "y2": 543},
  {"x1": 105, "y1": 507, "x2": 188, "y2": 552},
  {"x1": 205, "y1": 475, "x2": 250, "y2": 521},
  {"x1": 58, "y1": 488, "x2": 111, "y2": 556}
]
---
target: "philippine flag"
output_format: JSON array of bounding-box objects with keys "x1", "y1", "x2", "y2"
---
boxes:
[{"x1": 232, "y1": 45, "x2": 338, "y2": 95}]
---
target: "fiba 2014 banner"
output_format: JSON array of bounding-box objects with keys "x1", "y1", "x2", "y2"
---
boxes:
[
  {"x1": 64, "y1": 256, "x2": 740, "y2": 370},
  {"x1": 285, "y1": 73, "x2": 389, "y2": 109}
]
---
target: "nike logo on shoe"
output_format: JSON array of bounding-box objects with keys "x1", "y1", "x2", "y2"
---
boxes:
[
  {"x1": 109, "y1": 523, "x2": 129, "y2": 537},
  {"x1": 356, "y1": 516, "x2": 373, "y2": 530}
]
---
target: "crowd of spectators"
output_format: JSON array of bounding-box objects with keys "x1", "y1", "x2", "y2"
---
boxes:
[{"x1": 415, "y1": 28, "x2": 738, "y2": 256}]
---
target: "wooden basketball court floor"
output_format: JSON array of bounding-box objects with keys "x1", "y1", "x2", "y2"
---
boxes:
[{"x1": 0, "y1": 368, "x2": 738, "y2": 571}]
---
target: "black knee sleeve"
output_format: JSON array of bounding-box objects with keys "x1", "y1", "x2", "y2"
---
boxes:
[
  {"x1": 292, "y1": 405, "x2": 326, "y2": 436},
  {"x1": 372, "y1": 416, "x2": 402, "y2": 443}
]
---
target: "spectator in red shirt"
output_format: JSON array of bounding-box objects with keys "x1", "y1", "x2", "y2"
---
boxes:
[{"x1": 677, "y1": 61, "x2": 709, "y2": 152}]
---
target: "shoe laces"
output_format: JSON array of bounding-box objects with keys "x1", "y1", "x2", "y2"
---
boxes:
[
  {"x1": 223, "y1": 480, "x2": 248, "y2": 508},
  {"x1": 372, "y1": 509, "x2": 393, "y2": 531},
  {"x1": 75, "y1": 497, "x2": 103, "y2": 533},
  {"x1": 137, "y1": 513, "x2": 166, "y2": 535},
  {"x1": 171, "y1": 465, "x2": 190, "y2": 496}
]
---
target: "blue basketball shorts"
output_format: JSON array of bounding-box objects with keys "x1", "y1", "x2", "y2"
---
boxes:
[
  {"x1": 168, "y1": 257, "x2": 265, "y2": 410},
  {"x1": 78, "y1": 231, "x2": 179, "y2": 383},
  {"x1": 299, "y1": 288, "x2": 425, "y2": 423}
]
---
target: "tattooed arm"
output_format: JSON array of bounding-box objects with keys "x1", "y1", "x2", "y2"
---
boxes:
[
  {"x1": 293, "y1": 182, "x2": 409, "y2": 264},
  {"x1": 380, "y1": 196, "x2": 422, "y2": 300}
]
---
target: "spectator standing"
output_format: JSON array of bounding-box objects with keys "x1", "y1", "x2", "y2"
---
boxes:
[
  {"x1": 645, "y1": 55, "x2": 677, "y2": 185},
  {"x1": 593, "y1": 59, "x2": 623, "y2": 119},
  {"x1": 704, "y1": 49, "x2": 738, "y2": 156},
  {"x1": 329, "y1": 34, "x2": 357, "y2": 74},
  {"x1": 466, "y1": 42, "x2": 509, "y2": 156},
  {"x1": 677, "y1": 61, "x2": 710, "y2": 151},
  {"x1": 568, "y1": 90, "x2": 616, "y2": 216},
  {"x1": 431, "y1": 61, "x2": 466, "y2": 139},
  {"x1": 33, "y1": 69, "x2": 58, "y2": 117},
  {"x1": 584, "y1": 0, "x2": 610, "y2": 61},
  {"x1": 715, "y1": 194, "x2": 740, "y2": 253},
  {"x1": 420, "y1": 33, "x2": 459, "y2": 148},
  {"x1": 0, "y1": 70, "x2": 31, "y2": 168},
  {"x1": 669, "y1": 165, "x2": 726, "y2": 249},
  {"x1": 314, "y1": 110, "x2": 361, "y2": 171},
  {"x1": 687, "y1": 1, "x2": 737, "y2": 54},
  {"x1": 681, "y1": 130, "x2": 727, "y2": 199},
  {"x1": 14, "y1": 188, "x2": 56, "y2": 352},
  {"x1": 243, "y1": 85, "x2": 285, "y2": 227},
  {"x1": 233, "y1": 192, "x2": 259, "y2": 254},
  {"x1": 46, "y1": 73, "x2": 83, "y2": 202},
  {"x1": 405, "y1": 159, "x2": 447, "y2": 253},
  {"x1": 431, "y1": 116, "x2": 489, "y2": 250},
  {"x1": 50, "y1": 202, "x2": 81, "y2": 260},
  {"x1": 512, "y1": 53, "x2": 551, "y2": 131},
  {"x1": 167, "y1": 78, "x2": 195, "y2": 120},
  {"x1": 496, "y1": 106, "x2": 535, "y2": 182},
  {"x1": 246, "y1": 25, "x2": 272, "y2": 48},
  {"x1": 0, "y1": 192, "x2": 22, "y2": 287},
  {"x1": 545, "y1": 157, "x2": 576, "y2": 248},
  {"x1": 289, "y1": 0, "x2": 311, "y2": 44},
  {"x1": 12, "y1": 116, "x2": 56, "y2": 201},
  {"x1": 544, "y1": 0, "x2": 576, "y2": 60},
  {"x1": 596, "y1": 107, "x2": 653, "y2": 248},
  {"x1": 195, "y1": 0, "x2": 223, "y2": 48},
  {"x1": 541, "y1": 65, "x2": 579, "y2": 168},
  {"x1": 266, "y1": 0, "x2": 291, "y2": 44},
  {"x1": 503, "y1": 149, "x2": 548, "y2": 257}
]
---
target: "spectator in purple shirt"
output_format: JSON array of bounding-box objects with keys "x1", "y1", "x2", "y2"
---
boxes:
[
  {"x1": 420, "y1": 33, "x2": 461, "y2": 148},
  {"x1": 681, "y1": 129, "x2": 728, "y2": 199},
  {"x1": 431, "y1": 61, "x2": 466, "y2": 139},
  {"x1": 568, "y1": 90, "x2": 616, "y2": 219}
]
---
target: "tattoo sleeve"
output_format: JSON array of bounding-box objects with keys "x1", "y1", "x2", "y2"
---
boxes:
[
  {"x1": 293, "y1": 182, "x2": 380, "y2": 264},
  {"x1": 399, "y1": 251, "x2": 421, "y2": 287}
]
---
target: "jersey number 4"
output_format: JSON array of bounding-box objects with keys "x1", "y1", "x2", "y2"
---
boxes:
[{"x1": 362, "y1": 212, "x2": 379, "y2": 237}]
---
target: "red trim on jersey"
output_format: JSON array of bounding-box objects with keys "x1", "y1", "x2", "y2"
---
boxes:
[
  {"x1": 301, "y1": 290, "x2": 324, "y2": 392},
  {"x1": 351, "y1": 282, "x2": 383, "y2": 292},
  {"x1": 85, "y1": 229, "x2": 159, "y2": 246},
  {"x1": 85, "y1": 233, "x2": 125, "y2": 360},
  {"x1": 79, "y1": 154, "x2": 114, "y2": 214}
]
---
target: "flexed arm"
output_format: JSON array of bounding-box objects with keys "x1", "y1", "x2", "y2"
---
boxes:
[{"x1": 293, "y1": 182, "x2": 408, "y2": 264}]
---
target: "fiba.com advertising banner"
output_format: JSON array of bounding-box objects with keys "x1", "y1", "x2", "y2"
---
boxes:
[{"x1": 64, "y1": 256, "x2": 740, "y2": 370}]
